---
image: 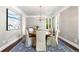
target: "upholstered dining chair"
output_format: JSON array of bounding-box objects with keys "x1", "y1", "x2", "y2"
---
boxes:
[
  {"x1": 25, "y1": 29, "x2": 32, "y2": 47},
  {"x1": 47, "y1": 29, "x2": 58, "y2": 48},
  {"x1": 36, "y1": 30, "x2": 46, "y2": 51}
]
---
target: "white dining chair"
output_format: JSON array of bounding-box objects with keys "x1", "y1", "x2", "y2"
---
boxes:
[
  {"x1": 47, "y1": 30, "x2": 58, "y2": 47},
  {"x1": 36, "y1": 30, "x2": 46, "y2": 51},
  {"x1": 25, "y1": 30, "x2": 32, "y2": 47}
]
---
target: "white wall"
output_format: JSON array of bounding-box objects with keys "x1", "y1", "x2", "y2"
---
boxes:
[
  {"x1": 26, "y1": 16, "x2": 46, "y2": 29},
  {"x1": 26, "y1": 17, "x2": 37, "y2": 28},
  {"x1": 22, "y1": 15, "x2": 27, "y2": 35},
  {"x1": 59, "y1": 7, "x2": 78, "y2": 44},
  {"x1": 0, "y1": 6, "x2": 26, "y2": 49},
  {"x1": 78, "y1": 7, "x2": 79, "y2": 40}
]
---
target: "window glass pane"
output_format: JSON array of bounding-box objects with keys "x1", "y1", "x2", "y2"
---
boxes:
[
  {"x1": 52, "y1": 17, "x2": 55, "y2": 28},
  {"x1": 46, "y1": 18, "x2": 48, "y2": 29},
  {"x1": 7, "y1": 9, "x2": 21, "y2": 30},
  {"x1": 49, "y1": 18, "x2": 51, "y2": 29}
]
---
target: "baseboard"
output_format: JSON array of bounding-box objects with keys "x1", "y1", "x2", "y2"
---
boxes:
[
  {"x1": 0, "y1": 35, "x2": 24, "y2": 52},
  {"x1": 59, "y1": 36, "x2": 79, "y2": 50}
]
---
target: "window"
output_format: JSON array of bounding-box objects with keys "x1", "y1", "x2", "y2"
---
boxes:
[
  {"x1": 52, "y1": 17, "x2": 55, "y2": 29},
  {"x1": 46, "y1": 17, "x2": 53, "y2": 29},
  {"x1": 49, "y1": 18, "x2": 51, "y2": 29},
  {"x1": 45, "y1": 16, "x2": 58, "y2": 30},
  {"x1": 46, "y1": 18, "x2": 48, "y2": 29},
  {"x1": 6, "y1": 9, "x2": 21, "y2": 30}
]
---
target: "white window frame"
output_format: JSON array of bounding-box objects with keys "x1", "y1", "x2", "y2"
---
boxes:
[{"x1": 45, "y1": 15, "x2": 60, "y2": 31}]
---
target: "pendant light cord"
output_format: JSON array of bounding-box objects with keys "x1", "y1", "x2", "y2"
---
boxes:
[{"x1": 40, "y1": 6, "x2": 42, "y2": 21}]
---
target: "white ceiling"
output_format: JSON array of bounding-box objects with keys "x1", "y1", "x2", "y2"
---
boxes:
[{"x1": 18, "y1": 6, "x2": 64, "y2": 16}]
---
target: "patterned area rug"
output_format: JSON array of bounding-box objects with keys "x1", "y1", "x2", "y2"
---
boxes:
[{"x1": 10, "y1": 40, "x2": 74, "y2": 52}]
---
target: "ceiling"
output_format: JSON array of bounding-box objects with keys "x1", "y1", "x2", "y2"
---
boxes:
[{"x1": 18, "y1": 6, "x2": 64, "y2": 16}]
